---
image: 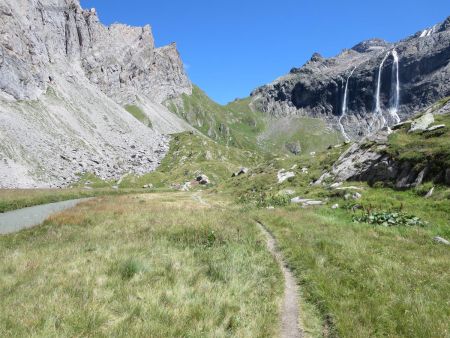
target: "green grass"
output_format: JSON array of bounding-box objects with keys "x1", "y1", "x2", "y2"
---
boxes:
[
  {"x1": 166, "y1": 85, "x2": 342, "y2": 154},
  {"x1": 386, "y1": 112, "x2": 450, "y2": 168},
  {"x1": 0, "y1": 193, "x2": 282, "y2": 337},
  {"x1": 120, "y1": 131, "x2": 262, "y2": 188},
  {"x1": 257, "y1": 116, "x2": 344, "y2": 155},
  {"x1": 125, "y1": 104, "x2": 153, "y2": 128},
  {"x1": 222, "y1": 143, "x2": 349, "y2": 205},
  {"x1": 0, "y1": 188, "x2": 127, "y2": 213},
  {"x1": 166, "y1": 85, "x2": 265, "y2": 150},
  {"x1": 253, "y1": 205, "x2": 450, "y2": 337}
]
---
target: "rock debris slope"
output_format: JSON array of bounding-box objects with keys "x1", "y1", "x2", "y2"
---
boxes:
[
  {"x1": 251, "y1": 17, "x2": 450, "y2": 139},
  {"x1": 0, "y1": 0, "x2": 194, "y2": 188}
]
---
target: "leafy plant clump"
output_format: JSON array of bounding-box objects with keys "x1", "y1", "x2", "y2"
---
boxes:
[{"x1": 353, "y1": 211, "x2": 428, "y2": 227}]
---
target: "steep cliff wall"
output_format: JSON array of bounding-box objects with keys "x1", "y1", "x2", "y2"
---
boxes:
[
  {"x1": 251, "y1": 17, "x2": 450, "y2": 139},
  {"x1": 0, "y1": 0, "x2": 193, "y2": 188}
]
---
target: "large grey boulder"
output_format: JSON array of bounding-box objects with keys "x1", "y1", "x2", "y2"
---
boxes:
[{"x1": 409, "y1": 113, "x2": 434, "y2": 132}]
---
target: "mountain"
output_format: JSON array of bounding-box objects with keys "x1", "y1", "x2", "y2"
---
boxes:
[
  {"x1": 166, "y1": 87, "x2": 344, "y2": 155},
  {"x1": 0, "y1": 0, "x2": 193, "y2": 188},
  {"x1": 250, "y1": 17, "x2": 450, "y2": 140}
]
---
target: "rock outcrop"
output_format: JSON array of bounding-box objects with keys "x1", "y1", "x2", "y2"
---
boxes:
[
  {"x1": 0, "y1": 0, "x2": 194, "y2": 188},
  {"x1": 251, "y1": 17, "x2": 450, "y2": 140},
  {"x1": 316, "y1": 99, "x2": 450, "y2": 188}
]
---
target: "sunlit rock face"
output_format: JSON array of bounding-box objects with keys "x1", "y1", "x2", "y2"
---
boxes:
[
  {"x1": 0, "y1": 0, "x2": 193, "y2": 188},
  {"x1": 251, "y1": 18, "x2": 450, "y2": 139}
]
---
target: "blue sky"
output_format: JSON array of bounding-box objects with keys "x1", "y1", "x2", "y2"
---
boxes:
[{"x1": 80, "y1": 0, "x2": 449, "y2": 104}]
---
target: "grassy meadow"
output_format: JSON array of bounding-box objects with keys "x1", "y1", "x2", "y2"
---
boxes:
[
  {"x1": 0, "y1": 193, "x2": 282, "y2": 337},
  {"x1": 253, "y1": 204, "x2": 450, "y2": 337}
]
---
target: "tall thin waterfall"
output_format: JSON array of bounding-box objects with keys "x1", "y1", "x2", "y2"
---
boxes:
[
  {"x1": 339, "y1": 66, "x2": 356, "y2": 141},
  {"x1": 389, "y1": 49, "x2": 401, "y2": 124},
  {"x1": 371, "y1": 51, "x2": 390, "y2": 131}
]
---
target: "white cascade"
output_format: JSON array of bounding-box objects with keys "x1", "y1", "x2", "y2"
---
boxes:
[
  {"x1": 389, "y1": 49, "x2": 401, "y2": 124},
  {"x1": 339, "y1": 66, "x2": 356, "y2": 141},
  {"x1": 370, "y1": 51, "x2": 390, "y2": 132}
]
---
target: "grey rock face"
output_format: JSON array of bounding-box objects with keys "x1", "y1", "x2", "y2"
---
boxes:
[
  {"x1": 316, "y1": 103, "x2": 450, "y2": 188},
  {"x1": 251, "y1": 17, "x2": 450, "y2": 139},
  {"x1": 409, "y1": 113, "x2": 434, "y2": 132},
  {"x1": 0, "y1": 0, "x2": 191, "y2": 103},
  {"x1": 0, "y1": 0, "x2": 193, "y2": 188}
]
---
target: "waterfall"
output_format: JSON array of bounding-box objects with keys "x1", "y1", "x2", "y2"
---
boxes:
[
  {"x1": 370, "y1": 51, "x2": 390, "y2": 131},
  {"x1": 339, "y1": 66, "x2": 356, "y2": 141},
  {"x1": 389, "y1": 49, "x2": 401, "y2": 124}
]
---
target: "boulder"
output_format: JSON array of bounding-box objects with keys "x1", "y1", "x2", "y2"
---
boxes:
[
  {"x1": 285, "y1": 141, "x2": 301, "y2": 155},
  {"x1": 291, "y1": 197, "x2": 324, "y2": 207},
  {"x1": 409, "y1": 113, "x2": 435, "y2": 133},
  {"x1": 426, "y1": 124, "x2": 446, "y2": 131},
  {"x1": 425, "y1": 187, "x2": 434, "y2": 198},
  {"x1": 181, "y1": 181, "x2": 191, "y2": 191},
  {"x1": 277, "y1": 169, "x2": 295, "y2": 183},
  {"x1": 232, "y1": 167, "x2": 249, "y2": 177},
  {"x1": 280, "y1": 189, "x2": 296, "y2": 195},
  {"x1": 433, "y1": 236, "x2": 450, "y2": 246},
  {"x1": 352, "y1": 192, "x2": 362, "y2": 200},
  {"x1": 196, "y1": 175, "x2": 210, "y2": 185}
]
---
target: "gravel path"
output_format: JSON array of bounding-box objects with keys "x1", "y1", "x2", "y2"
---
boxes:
[
  {"x1": 0, "y1": 198, "x2": 91, "y2": 235},
  {"x1": 257, "y1": 221, "x2": 303, "y2": 338}
]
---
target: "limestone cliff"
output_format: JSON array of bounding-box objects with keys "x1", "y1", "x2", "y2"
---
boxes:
[{"x1": 0, "y1": 0, "x2": 193, "y2": 188}]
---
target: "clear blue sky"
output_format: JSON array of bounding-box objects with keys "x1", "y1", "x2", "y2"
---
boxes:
[{"x1": 80, "y1": 0, "x2": 449, "y2": 104}]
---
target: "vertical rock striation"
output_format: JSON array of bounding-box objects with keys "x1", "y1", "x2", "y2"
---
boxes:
[
  {"x1": 0, "y1": 0, "x2": 193, "y2": 188},
  {"x1": 251, "y1": 18, "x2": 450, "y2": 139}
]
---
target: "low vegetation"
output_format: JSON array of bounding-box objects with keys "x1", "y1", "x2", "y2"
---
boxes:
[
  {"x1": 120, "y1": 131, "x2": 261, "y2": 188},
  {"x1": 0, "y1": 193, "x2": 282, "y2": 337},
  {"x1": 166, "y1": 86, "x2": 343, "y2": 154},
  {"x1": 1, "y1": 96, "x2": 449, "y2": 337},
  {"x1": 125, "y1": 104, "x2": 153, "y2": 128},
  {"x1": 253, "y1": 206, "x2": 450, "y2": 337},
  {"x1": 384, "y1": 97, "x2": 450, "y2": 176},
  {"x1": 0, "y1": 188, "x2": 128, "y2": 213},
  {"x1": 166, "y1": 85, "x2": 265, "y2": 150},
  {"x1": 352, "y1": 210, "x2": 428, "y2": 227}
]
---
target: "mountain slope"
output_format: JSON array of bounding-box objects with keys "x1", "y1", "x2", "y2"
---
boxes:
[
  {"x1": 0, "y1": 0, "x2": 193, "y2": 188},
  {"x1": 166, "y1": 85, "x2": 344, "y2": 154},
  {"x1": 251, "y1": 17, "x2": 450, "y2": 140}
]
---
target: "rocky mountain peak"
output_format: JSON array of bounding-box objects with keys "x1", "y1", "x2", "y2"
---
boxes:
[
  {"x1": 351, "y1": 38, "x2": 390, "y2": 53},
  {"x1": 251, "y1": 16, "x2": 450, "y2": 140}
]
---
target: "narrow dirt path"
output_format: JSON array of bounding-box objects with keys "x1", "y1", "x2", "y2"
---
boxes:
[
  {"x1": 257, "y1": 221, "x2": 303, "y2": 338},
  {"x1": 0, "y1": 198, "x2": 91, "y2": 235}
]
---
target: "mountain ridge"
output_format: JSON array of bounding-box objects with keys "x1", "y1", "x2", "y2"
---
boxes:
[{"x1": 250, "y1": 16, "x2": 450, "y2": 139}]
